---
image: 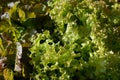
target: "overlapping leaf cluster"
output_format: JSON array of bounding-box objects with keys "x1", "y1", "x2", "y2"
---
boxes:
[
  {"x1": 0, "y1": 0, "x2": 51, "y2": 79},
  {"x1": 0, "y1": 0, "x2": 120, "y2": 80},
  {"x1": 30, "y1": 0, "x2": 120, "y2": 80}
]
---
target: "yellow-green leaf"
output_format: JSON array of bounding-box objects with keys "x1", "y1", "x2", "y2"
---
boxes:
[
  {"x1": 3, "y1": 68, "x2": 14, "y2": 80},
  {"x1": 18, "y1": 8, "x2": 25, "y2": 21},
  {"x1": 27, "y1": 12, "x2": 36, "y2": 18},
  {"x1": 0, "y1": 38, "x2": 6, "y2": 56}
]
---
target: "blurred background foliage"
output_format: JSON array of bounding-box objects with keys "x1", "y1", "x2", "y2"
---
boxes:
[{"x1": 0, "y1": 0, "x2": 120, "y2": 80}]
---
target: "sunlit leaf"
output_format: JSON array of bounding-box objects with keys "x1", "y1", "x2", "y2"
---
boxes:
[
  {"x1": 17, "y1": 8, "x2": 25, "y2": 21},
  {"x1": 0, "y1": 38, "x2": 6, "y2": 56},
  {"x1": 27, "y1": 12, "x2": 36, "y2": 18},
  {"x1": 3, "y1": 68, "x2": 14, "y2": 80}
]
